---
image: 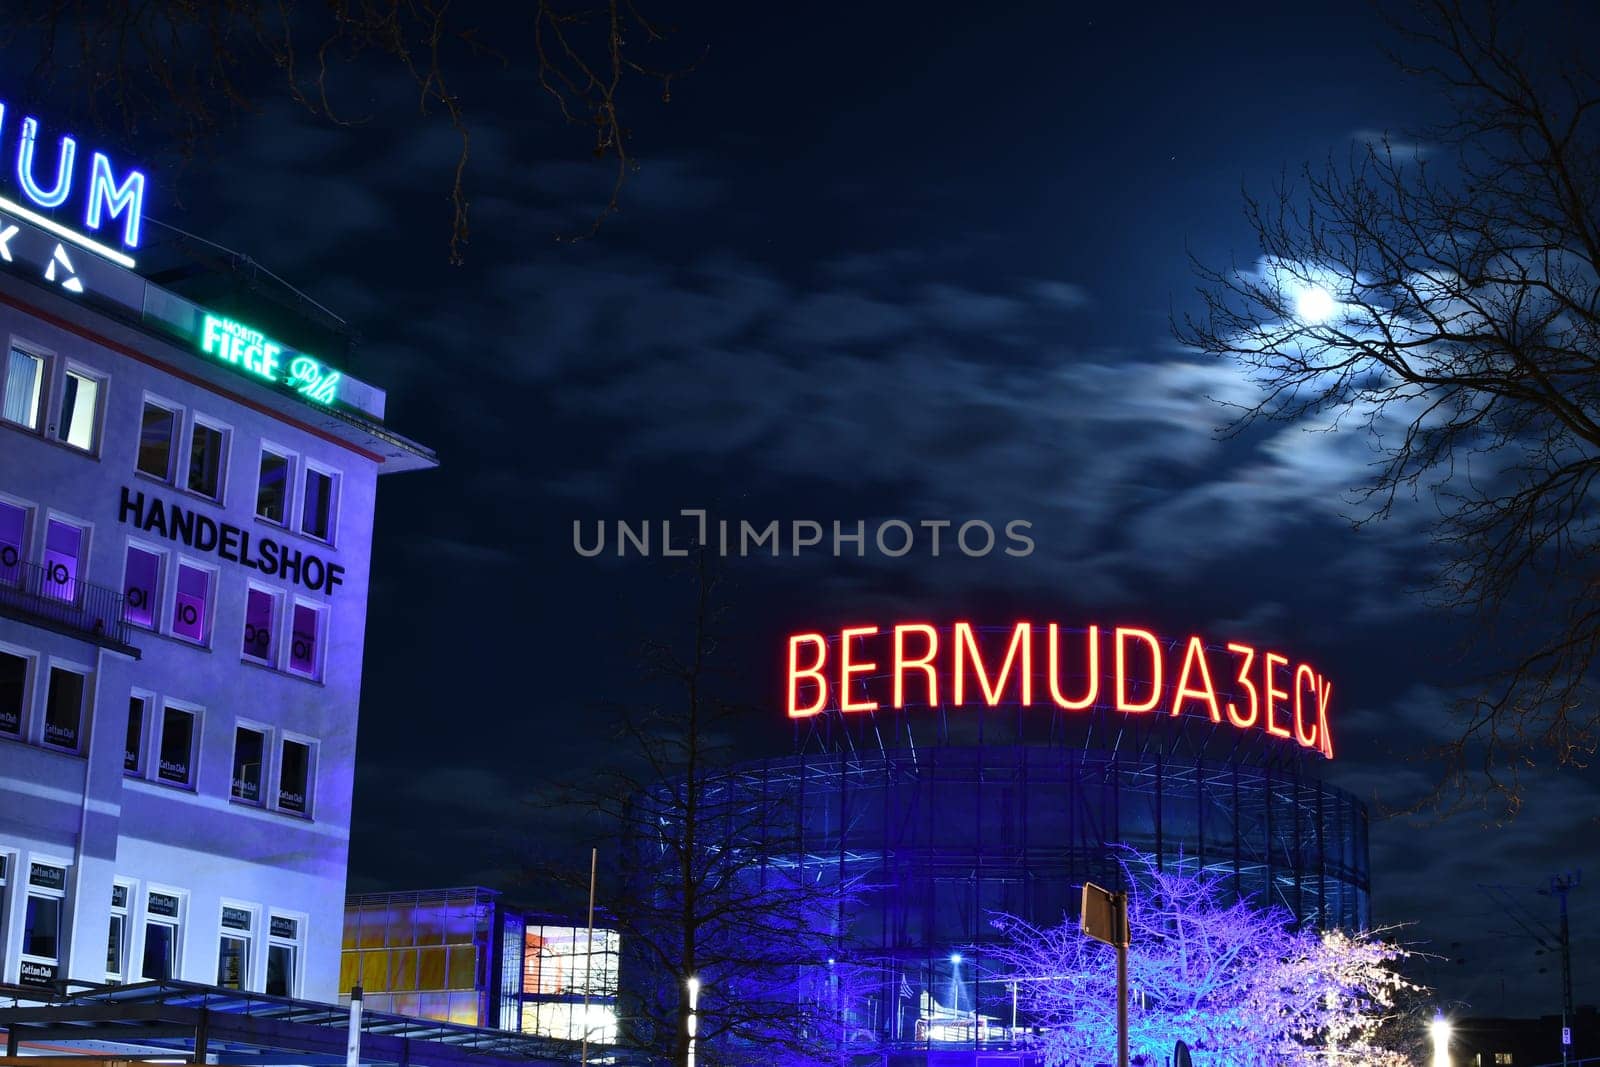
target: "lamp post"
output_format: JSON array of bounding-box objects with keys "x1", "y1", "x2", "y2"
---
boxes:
[
  {"x1": 686, "y1": 975, "x2": 700, "y2": 1067},
  {"x1": 1431, "y1": 1013, "x2": 1452, "y2": 1067}
]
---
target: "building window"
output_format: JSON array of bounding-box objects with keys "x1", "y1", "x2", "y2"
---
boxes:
[
  {"x1": 143, "y1": 890, "x2": 182, "y2": 980},
  {"x1": 108, "y1": 883, "x2": 131, "y2": 982},
  {"x1": 301, "y1": 466, "x2": 337, "y2": 543},
  {"x1": 122, "y1": 544, "x2": 162, "y2": 629},
  {"x1": 42, "y1": 517, "x2": 85, "y2": 603},
  {"x1": 187, "y1": 420, "x2": 227, "y2": 500},
  {"x1": 219, "y1": 907, "x2": 253, "y2": 990},
  {"x1": 43, "y1": 665, "x2": 85, "y2": 752},
  {"x1": 232, "y1": 726, "x2": 266, "y2": 805},
  {"x1": 157, "y1": 705, "x2": 197, "y2": 787},
  {"x1": 267, "y1": 915, "x2": 301, "y2": 997},
  {"x1": 172, "y1": 562, "x2": 212, "y2": 643},
  {"x1": 1494, "y1": 1052, "x2": 1513, "y2": 1064},
  {"x1": 243, "y1": 587, "x2": 278, "y2": 664},
  {"x1": 137, "y1": 402, "x2": 177, "y2": 480},
  {"x1": 0, "y1": 499, "x2": 27, "y2": 584},
  {"x1": 2, "y1": 347, "x2": 45, "y2": 431},
  {"x1": 21, "y1": 861, "x2": 67, "y2": 988},
  {"x1": 257, "y1": 450, "x2": 291, "y2": 525},
  {"x1": 56, "y1": 368, "x2": 101, "y2": 451},
  {"x1": 288, "y1": 603, "x2": 324, "y2": 679},
  {"x1": 125, "y1": 695, "x2": 146, "y2": 774},
  {"x1": 278, "y1": 738, "x2": 313, "y2": 816},
  {"x1": 0, "y1": 649, "x2": 26, "y2": 737}
]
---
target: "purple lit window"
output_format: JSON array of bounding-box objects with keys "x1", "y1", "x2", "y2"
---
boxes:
[
  {"x1": 0, "y1": 500, "x2": 25, "y2": 584},
  {"x1": 173, "y1": 564, "x2": 210, "y2": 643},
  {"x1": 42, "y1": 519, "x2": 83, "y2": 603},
  {"x1": 123, "y1": 546, "x2": 160, "y2": 629},
  {"x1": 288, "y1": 604, "x2": 321, "y2": 678},
  {"x1": 243, "y1": 588, "x2": 275, "y2": 663}
]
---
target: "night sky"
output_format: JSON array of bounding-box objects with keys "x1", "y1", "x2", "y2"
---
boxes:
[{"x1": 72, "y1": 1, "x2": 1600, "y2": 1020}]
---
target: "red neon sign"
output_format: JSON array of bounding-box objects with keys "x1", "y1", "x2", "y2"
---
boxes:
[{"x1": 786, "y1": 622, "x2": 1334, "y2": 759}]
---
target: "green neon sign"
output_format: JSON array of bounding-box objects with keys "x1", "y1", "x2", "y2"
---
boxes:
[{"x1": 199, "y1": 314, "x2": 342, "y2": 406}]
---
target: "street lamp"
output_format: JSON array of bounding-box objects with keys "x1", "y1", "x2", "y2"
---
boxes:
[
  {"x1": 686, "y1": 976, "x2": 701, "y2": 1067},
  {"x1": 1431, "y1": 1013, "x2": 1452, "y2": 1067}
]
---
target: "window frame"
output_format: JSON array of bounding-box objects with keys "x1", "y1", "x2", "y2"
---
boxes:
[
  {"x1": 140, "y1": 886, "x2": 186, "y2": 982},
  {"x1": 1, "y1": 342, "x2": 51, "y2": 435},
  {"x1": 121, "y1": 540, "x2": 166, "y2": 631},
  {"x1": 41, "y1": 659, "x2": 90, "y2": 755},
  {"x1": 169, "y1": 557, "x2": 218, "y2": 647},
  {"x1": 41, "y1": 510, "x2": 91, "y2": 606},
  {"x1": 0, "y1": 640, "x2": 34, "y2": 741},
  {"x1": 275, "y1": 733, "x2": 316, "y2": 818},
  {"x1": 230, "y1": 721, "x2": 270, "y2": 807},
  {"x1": 266, "y1": 913, "x2": 305, "y2": 998},
  {"x1": 242, "y1": 583, "x2": 283, "y2": 668},
  {"x1": 108, "y1": 880, "x2": 134, "y2": 982},
  {"x1": 20, "y1": 858, "x2": 69, "y2": 989},
  {"x1": 184, "y1": 413, "x2": 232, "y2": 503},
  {"x1": 218, "y1": 901, "x2": 258, "y2": 991},
  {"x1": 298, "y1": 461, "x2": 341, "y2": 546},
  {"x1": 255, "y1": 444, "x2": 296, "y2": 527},
  {"x1": 155, "y1": 702, "x2": 201, "y2": 791},
  {"x1": 54, "y1": 359, "x2": 107, "y2": 454},
  {"x1": 286, "y1": 599, "x2": 327, "y2": 681},
  {"x1": 135, "y1": 397, "x2": 181, "y2": 483}
]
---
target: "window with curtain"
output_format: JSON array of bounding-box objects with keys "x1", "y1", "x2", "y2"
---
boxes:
[{"x1": 2, "y1": 348, "x2": 44, "y2": 430}]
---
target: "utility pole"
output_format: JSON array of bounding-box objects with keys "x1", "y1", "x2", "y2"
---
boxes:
[{"x1": 1544, "y1": 872, "x2": 1581, "y2": 1067}]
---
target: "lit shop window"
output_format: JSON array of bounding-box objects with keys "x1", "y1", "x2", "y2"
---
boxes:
[
  {"x1": 122, "y1": 544, "x2": 162, "y2": 629},
  {"x1": 288, "y1": 603, "x2": 324, "y2": 679},
  {"x1": 43, "y1": 665, "x2": 86, "y2": 752},
  {"x1": 172, "y1": 562, "x2": 212, "y2": 644},
  {"x1": 257, "y1": 450, "x2": 291, "y2": 525},
  {"x1": 0, "y1": 649, "x2": 27, "y2": 738},
  {"x1": 232, "y1": 726, "x2": 266, "y2": 805},
  {"x1": 56, "y1": 368, "x2": 101, "y2": 452},
  {"x1": 242, "y1": 587, "x2": 278, "y2": 665},
  {"x1": 143, "y1": 890, "x2": 183, "y2": 980},
  {"x1": 21, "y1": 861, "x2": 67, "y2": 989},
  {"x1": 137, "y1": 402, "x2": 177, "y2": 480},
  {"x1": 267, "y1": 915, "x2": 301, "y2": 997},
  {"x1": 187, "y1": 419, "x2": 228, "y2": 501},
  {"x1": 301, "y1": 466, "x2": 338, "y2": 543},
  {"x1": 157, "y1": 705, "x2": 198, "y2": 788},
  {"x1": 107, "y1": 883, "x2": 131, "y2": 982},
  {"x1": 0, "y1": 499, "x2": 27, "y2": 585},
  {"x1": 2, "y1": 347, "x2": 45, "y2": 431},
  {"x1": 125, "y1": 694, "x2": 147, "y2": 774},
  {"x1": 277, "y1": 738, "x2": 313, "y2": 816},
  {"x1": 218, "y1": 906, "x2": 254, "y2": 990},
  {"x1": 42, "y1": 517, "x2": 85, "y2": 603}
]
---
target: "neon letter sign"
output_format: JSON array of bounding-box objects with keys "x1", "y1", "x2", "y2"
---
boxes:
[
  {"x1": 198, "y1": 314, "x2": 343, "y2": 407},
  {"x1": 0, "y1": 103, "x2": 147, "y2": 252},
  {"x1": 785, "y1": 621, "x2": 1335, "y2": 759}
]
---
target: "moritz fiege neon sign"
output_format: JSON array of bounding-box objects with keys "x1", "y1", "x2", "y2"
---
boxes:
[{"x1": 787, "y1": 622, "x2": 1335, "y2": 758}]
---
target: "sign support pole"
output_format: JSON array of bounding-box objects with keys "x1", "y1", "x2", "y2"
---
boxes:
[{"x1": 1114, "y1": 891, "x2": 1129, "y2": 1067}]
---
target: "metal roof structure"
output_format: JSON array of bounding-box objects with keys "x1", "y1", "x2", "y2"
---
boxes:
[{"x1": 0, "y1": 981, "x2": 588, "y2": 1067}]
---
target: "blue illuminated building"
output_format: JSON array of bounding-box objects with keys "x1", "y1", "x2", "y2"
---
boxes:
[{"x1": 630, "y1": 627, "x2": 1371, "y2": 1062}]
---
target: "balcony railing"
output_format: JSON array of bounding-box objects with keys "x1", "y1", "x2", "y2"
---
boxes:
[{"x1": 0, "y1": 557, "x2": 132, "y2": 649}]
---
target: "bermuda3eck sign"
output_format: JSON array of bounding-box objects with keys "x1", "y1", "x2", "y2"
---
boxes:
[{"x1": 787, "y1": 621, "x2": 1335, "y2": 758}]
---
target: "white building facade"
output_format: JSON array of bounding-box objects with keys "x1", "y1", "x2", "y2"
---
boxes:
[{"x1": 0, "y1": 140, "x2": 434, "y2": 1006}]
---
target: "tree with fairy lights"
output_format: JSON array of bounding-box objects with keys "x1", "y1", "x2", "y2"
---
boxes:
[{"x1": 988, "y1": 855, "x2": 1422, "y2": 1067}]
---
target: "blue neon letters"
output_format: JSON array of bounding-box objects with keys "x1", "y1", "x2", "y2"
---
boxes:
[{"x1": 0, "y1": 103, "x2": 146, "y2": 250}]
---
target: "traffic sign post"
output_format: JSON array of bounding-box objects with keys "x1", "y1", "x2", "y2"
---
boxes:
[{"x1": 1082, "y1": 882, "x2": 1130, "y2": 1067}]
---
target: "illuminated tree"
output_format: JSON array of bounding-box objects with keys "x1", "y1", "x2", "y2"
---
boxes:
[
  {"x1": 9, "y1": 1, "x2": 695, "y2": 260},
  {"x1": 1176, "y1": 0, "x2": 1600, "y2": 809},
  {"x1": 988, "y1": 856, "x2": 1421, "y2": 1067},
  {"x1": 534, "y1": 550, "x2": 870, "y2": 1067}
]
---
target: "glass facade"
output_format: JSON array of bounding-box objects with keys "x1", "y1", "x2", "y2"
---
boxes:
[{"x1": 340, "y1": 888, "x2": 620, "y2": 1039}]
